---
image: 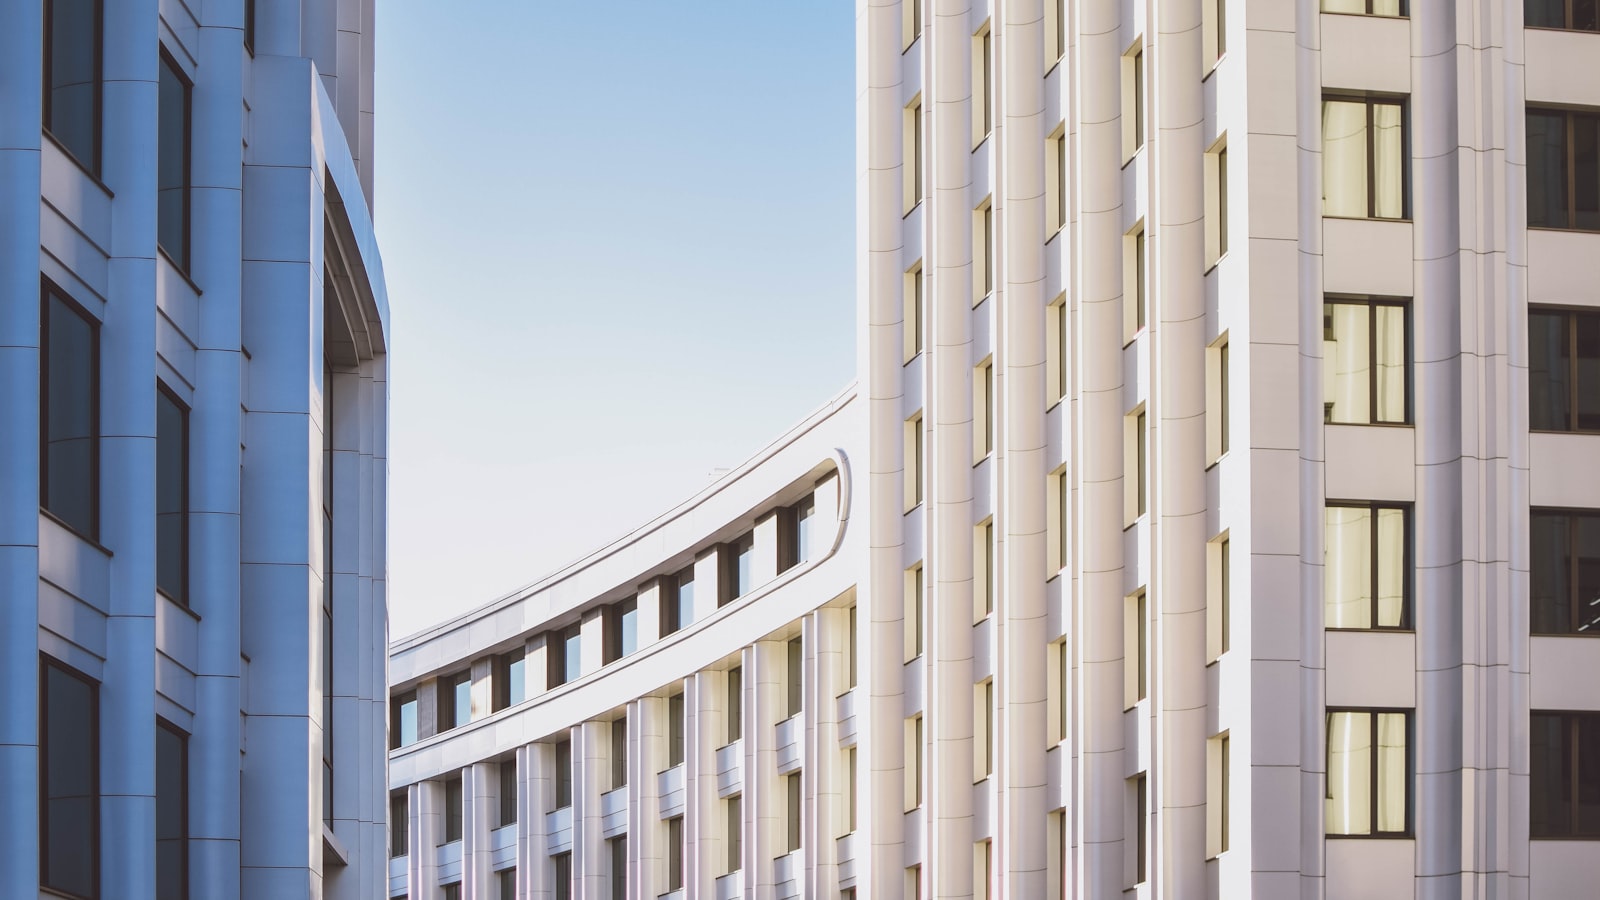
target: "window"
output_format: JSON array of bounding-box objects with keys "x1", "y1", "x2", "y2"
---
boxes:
[
  {"x1": 390, "y1": 691, "x2": 417, "y2": 749},
  {"x1": 1530, "y1": 509, "x2": 1600, "y2": 635},
  {"x1": 786, "y1": 493, "x2": 817, "y2": 568},
  {"x1": 1126, "y1": 408, "x2": 1148, "y2": 522},
  {"x1": 610, "y1": 717, "x2": 629, "y2": 789},
  {"x1": 668, "y1": 692, "x2": 686, "y2": 767},
  {"x1": 498, "y1": 758, "x2": 518, "y2": 828},
  {"x1": 244, "y1": 0, "x2": 255, "y2": 52},
  {"x1": 903, "y1": 0, "x2": 921, "y2": 49},
  {"x1": 1047, "y1": 127, "x2": 1068, "y2": 233},
  {"x1": 501, "y1": 868, "x2": 519, "y2": 900},
  {"x1": 1134, "y1": 228, "x2": 1147, "y2": 332},
  {"x1": 976, "y1": 840, "x2": 993, "y2": 900},
  {"x1": 1324, "y1": 503, "x2": 1410, "y2": 629},
  {"x1": 845, "y1": 747, "x2": 858, "y2": 833},
  {"x1": 1323, "y1": 0, "x2": 1407, "y2": 12},
  {"x1": 1207, "y1": 140, "x2": 1229, "y2": 264},
  {"x1": 845, "y1": 605, "x2": 858, "y2": 690},
  {"x1": 437, "y1": 669, "x2": 471, "y2": 731},
  {"x1": 785, "y1": 771, "x2": 803, "y2": 852},
  {"x1": 1323, "y1": 297, "x2": 1410, "y2": 424},
  {"x1": 1326, "y1": 709, "x2": 1411, "y2": 836},
  {"x1": 548, "y1": 624, "x2": 581, "y2": 687},
  {"x1": 1125, "y1": 225, "x2": 1147, "y2": 338},
  {"x1": 156, "y1": 722, "x2": 188, "y2": 900},
  {"x1": 553, "y1": 853, "x2": 572, "y2": 900},
  {"x1": 554, "y1": 739, "x2": 573, "y2": 809},
  {"x1": 608, "y1": 837, "x2": 627, "y2": 900},
  {"x1": 975, "y1": 519, "x2": 996, "y2": 618},
  {"x1": 1132, "y1": 773, "x2": 1148, "y2": 884},
  {"x1": 1528, "y1": 0, "x2": 1599, "y2": 29},
  {"x1": 727, "y1": 666, "x2": 743, "y2": 743},
  {"x1": 907, "y1": 865, "x2": 923, "y2": 899},
  {"x1": 1208, "y1": 535, "x2": 1232, "y2": 660},
  {"x1": 157, "y1": 48, "x2": 191, "y2": 270},
  {"x1": 726, "y1": 795, "x2": 742, "y2": 873},
  {"x1": 973, "y1": 23, "x2": 993, "y2": 144},
  {"x1": 905, "y1": 411, "x2": 925, "y2": 511},
  {"x1": 1322, "y1": 96, "x2": 1408, "y2": 219},
  {"x1": 906, "y1": 563, "x2": 925, "y2": 660},
  {"x1": 1528, "y1": 108, "x2": 1600, "y2": 230},
  {"x1": 906, "y1": 715, "x2": 924, "y2": 810},
  {"x1": 1530, "y1": 711, "x2": 1600, "y2": 837},
  {"x1": 724, "y1": 532, "x2": 755, "y2": 604},
  {"x1": 1049, "y1": 640, "x2": 1069, "y2": 745},
  {"x1": 905, "y1": 97, "x2": 924, "y2": 212},
  {"x1": 1048, "y1": 296, "x2": 1069, "y2": 405},
  {"x1": 1208, "y1": 733, "x2": 1231, "y2": 857},
  {"x1": 787, "y1": 636, "x2": 804, "y2": 718},
  {"x1": 1127, "y1": 590, "x2": 1149, "y2": 705},
  {"x1": 975, "y1": 199, "x2": 995, "y2": 300},
  {"x1": 41, "y1": 656, "x2": 98, "y2": 899},
  {"x1": 975, "y1": 680, "x2": 995, "y2": 780},
  {"x1": 442, "y1": 776, "x2": 463, "y2": 843},
  {"x1": 155, "y1": 384, "x2": 188, "y2": 603},
  {"x1": 390, "y1": 790, "x2": 408, "y2": 858},
  {"x1": 1207, "y1": 336, "x2": 1231, "y2": 462},
  {"x1": 43, "y1": 0, "x2": 101, "y2": 173},
  {"x1": 443, "y1": 883, "x2": 461, "y2": 900},
  {"x1": 40, "y1": 284, "x2": 99, "y2": 538},
  {"x1": 492, "y1": 647, "x2": 526, "y2": 712},
  {"x1": 662, "y1": 567, "x2": 694, "y2": 636},
  {"x1": 1205, "y1": 0, "x2": 1227, "y2": 66},
  {"x1": 975, "y1": 358, "x2": 995, "y2": 459},
  {"x1": 666, "y1": 817, "x2": 685, "y2": 890},
  {"x1": 1049, "y1": 467, "x2": 1069, "y2": 574},
  {"x1": 905, "y1": 262, "x2": 925, "y2": 361},
  {"x1": 1046, "y1": 0, "x2": 1065, "y2": 65},
  {"x1": 1126, "y1": 47, "x2": 1146, "y2": 155},
  {"x1": 1530, "y1": 307, "x2": 1600, "y2": 432},
  {"x1": 605, "y1": 598, "x2": 638, "y2": 663}
]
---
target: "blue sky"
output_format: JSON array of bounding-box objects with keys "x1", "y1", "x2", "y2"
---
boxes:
[{"x1": 376, "y1": 2, "x2": 858, "y2": 636}]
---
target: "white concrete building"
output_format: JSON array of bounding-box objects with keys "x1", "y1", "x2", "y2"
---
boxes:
[
  {"x1": 389, "y1": 1, "x2": 1600, "y2": 898},
  {"x1": 1, "y1": 1, "x2": 391, "y2": 899}
]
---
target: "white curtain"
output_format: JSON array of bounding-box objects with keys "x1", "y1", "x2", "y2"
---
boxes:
[
  {"x1": 1326, "y1": 712, "x2": 1372, "y2": 835},
  {"x1": 1322, "y1": 0, "x2": 1366, "y2": 10},
  {"x1": 1372, "y1": 103, "x2": 1405, "y2": 218},
  {"x1": 1376, "y1": 713, "x2": 1408, "y2": 832},
  {"x1": 1377, "y1": 507, "x2": 1405, "y2": 626},
  {"x1": 1324, "y1": 302, "x2": 1371, "y2": 423},
  {"x1": 1325, "y1": 507, "x2": 1372, "y2": 628},
  {"x1": 1372, "y1": 0, "x2": 1403, "y2": 14},
  {"x1": 1374, "y1": 305, "x2": 1407, "y2": 422},
  {"x1": 1323, "y1": 101, "x2": 1369, "y2": 217}
]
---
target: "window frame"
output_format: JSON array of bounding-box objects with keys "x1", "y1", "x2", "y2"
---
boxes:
[
  {"x1": 1530, "y1": 709, "x2": 1600, "y2": 838},
  {"x1": 390, "y1": 790, "x2": 409, "y2": 858},
  {"x1": 442, "y1": 776, "x2": 464, "y2": 843},
  {"x1": 40, "y1": 279, "x2": 101, "y2": 541},
  {"x1": 1322, "y1": 295, "x2": 1414, "y2": 425},
  {"x1": 1324, "y1": 501, "x2": 1413, "y2": 631},
  {"x1": 1530, "y1": 507, "x2": 1600, "y2": 636},
  {"x1": 156, "y1": 44, "x2": 193, "y2": 272},
  {"x1": 1323, "y1": 0, "x2": 1410, "y2": 13},
  {"x1": 390, "y1": 690, "x2": 417, "y2": 749},
  {"x1": 155, "y1": 381, "x2": 190, "y2": 605},
  {"x1": 42, "y1": 0, "x2": 105, "y2": 178},
  {"x1": 1526, "y1": 0, "x2": 1600, "y2": 30},
  {"x1": 1529, "y1": 305, "x2": 1600, "y2": 432},
  {"x1": 553, "y1": 739, "x2": 573, "y2": 810},
  {"x1": 1324, "y1": 707, "x2": 1414, "y2": 838},
  {"x1": 40, "y1": 654, "x2": 100, "y2": 900},
  {"x1": 155, "y1": 718, "x2": 189, "y2": 900},
  {"x1": 498, "y1": 757, "x2": 519, "y2": 828},
  {"x1": 1321, "y1": 94, "x2": 1411, "y2": 220}
]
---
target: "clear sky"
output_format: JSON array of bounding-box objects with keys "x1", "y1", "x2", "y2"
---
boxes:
[{"x1": 375, "y1": 2, "x2": 858, "y2": 637}]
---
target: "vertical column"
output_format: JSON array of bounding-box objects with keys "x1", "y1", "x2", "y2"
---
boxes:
[
  {"x1": 464, "y1": 763, "x2": 493, "y2": 897},
  {"x1": 522, "y1": 743, "x2": 552, "y2": 899},
  {"x1": 689, "y1": 671, "x2": 724, "y2": 897},
  {"x1": 693, "y1": 549, "x2": 722, "y2": 622},
  {"x1": 580, "y1": 608, "x2": 605, "y2": 678},
  {"x1": 528, "y1": 634, "x2": 551, "y2": 697},
  {"x1": 811, "y1": 609, "x2": 843, "y2": 894},
  {"x1": 408, "y1": 781, "x2": 440, "y2": 900},
  {"x1": 0, "y1": 0, "x2": 43, "y2": 894},
  {"x1": 577, "y1": 721, "x2": 607, "y2": 899},
  {"x1": 750, "y1": 640, "x2": 786, "y2": 893},
  {"x1": 632, "y1": 697, "x2": 667, "y2": 899},
  {"x1": 635, "y1": 581, "x2": 662, "y2": 651},
  {"x1": 754, "y1": 511, "x2": 781, "y2": 585}
]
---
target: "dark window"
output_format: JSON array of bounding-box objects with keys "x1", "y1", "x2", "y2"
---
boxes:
[
  {"x1": 726, "y1": 666, "x2": 743, "y2": 744},
  {"x1": 980, "y1": 28, "x2": 993, "y2": 136},
  {"x1": 780, "y1": 494, "x2": 818, "y2": 572},
  {"x1": 41, "y1": 656, "x2": 98, "y2": 899},
  {"x1": 156, "y1": 721, "x2": 188, "y2": 900},
  {"x1": 1530, "y1": 307, "x2": 1600, "y2": 432},
  {"x1": 500, "y1": 868, "x2": 517, "y2": 900},
  {"x1": 982, "y1": 204, "x2": 995, "y2": 296},
  {"x1": 610, "y1": 717, "x2": 628, "y2": 789},
  {"x1": 786, "y1": 636, "x2": 803, "y2": 718},
  {"x1": 1324, "y1": 0, "x2": 1408, "y2": 12},
  {"x1": 1220, "y1": 538, "x2": 1232, "y2": 655},
  {"x1": 390, "y1": 691, "x2": 417, "y2": 749},
  {"x1": 1219, "y1": 340, "x2": 1230, "y2": 454},
  {"x1": 983, "y1": 520, "x2": 996, "y2": 615},
  {"x1": 722, "y1": 533, "x2": 755, "y2": 605},
  {"x1": 1323, "y1": 297, "x2": 1411, "y2": 425},
  {"x1": 157, "y1": 48, "x2": 191, "y2": 270},
  {"x1": 1322, "y1": 96, "x2": 1408, "y2": 219},
  {"x1": 41, "y1": 283, "x2": 99, "y2": 538},
  {"x1": 668, "y1": 692, "x2": 685, "y2": 767},
  {"x1": 662, "y1": 567, "x2": 695, "y2": 636},
  {"x1": 547, "y1": 624, "x2": 580, "y2": 688},
  {"x1": 1531, "y1": 509, "x2": 1600, "y2": 635},
  {"x1": 1132, "y1": 49, "x2": 1145, "y2": 150},
  {"x1": 156, "y1": 384, "x2": 189, "y2": 603},
  {"x1": 845, "y1": 746, "x2": 857, "y2": 832},
  {"x1": 43, "y1": 0, "x2": 101, "y2": 173},
  {"x1": 1528, "y1": 108, "x2": 1600, "y2": 230},
  {"x1": 442, "y1": 777, "x2": 462, "y2": 843},
  {"x1": 786, "y1": 771, "x2": 803, "y2": 852},
  {"x1": 436, "y1": 670, "x2": 470, "y2": 731},
  {"x1": 604, "y1": 599, "x2": 637, "y2": 664},
  {"x1": 1135, "y1": 228, "x2": 1147, "y2": 331},
  {"x1": 609, "y1": 837, "x2": 628, "y2": 900},
  {"x1": 1325, "y1": 709, "x2": 1412, "y2": 836},
  {"x1": 1324, "y1": 502, "x2": 1411, "y2": 630},
  {"x1": 492, "y1": 647, "x2": 525, "y2": 712},
  {"x1": 1133, "y1": 773, "x2": 1148, "y2": 884},
  {"x1": 1218, "y1": 145, "x2": 1229, "y2": 256},
  {"x1": 1135, "y1": 591, "x2": 1148, "y2": 702},
  {"x1": 726, "y1": 795, "x2": 742, "y2": 873},
  {"x1": 553, "y1": 852, "x2": 572, "y2": 900},
  {"x1": 846, "y1": 606, "x2": 858, "y2": 690},
  {"x1": 1530, "y1": 711, "x2": 1600, "y2": 837},
  {"x1": 390, "y1": 790, "x2": 408, "y2": 857},
  {"x1": 498, "y1": 758, "x2": 518, "y2": 828},
  {"x1": 443, "y1": 883, "x2": 460, "y2": 900},
  {"x1": 1528, "y1": 0, "x2": 1600, "y2": 29},
  {"x1": 1135, "y1": 410, "x2": 1147, "y2": 516},
  {"x1": 554, "y1": 739, "x2": 572, "y2": 809},
  {"x1": 666, "y1": 817, "x2": 684, "y2": 890}
]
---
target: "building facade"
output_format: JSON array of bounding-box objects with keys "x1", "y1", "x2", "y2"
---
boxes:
[
  {"x1": 1, "y1": 1, "x2": 391, "y2": 898},
  {"x1": 388, "y1": 1, "x2": 1599, "y2": 899}
]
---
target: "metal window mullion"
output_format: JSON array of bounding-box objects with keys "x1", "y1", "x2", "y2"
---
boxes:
[
  {"x1": 1368, "y1": 302, "x2": 1379, "y2": 423},
  {"x1": 1368, "y1": 710, "x2": 1381, "y2": 833},
  {"x1": 1568, "y1": 112, "x2": 1578, "y2": 228},
  {"x1": 1571, "y1": 310, "x2": 1580, "y2": 430},
  {"x1": 1370, "y1": 503, "x2": 1381, "y2": 627},
  {"x1": 1366, "y1": 101, "x2": 1377, "y2": 217}
]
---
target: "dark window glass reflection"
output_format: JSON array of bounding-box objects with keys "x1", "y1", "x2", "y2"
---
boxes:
[
  {"x1": 42, "y1": 287, "x2": 98, "y2": 537},
  {"x1": 156, "y1": 722, "x2": 187, "y2": 900},
  {"x1": 156, "y1": 387, "x2": 188, "y2": 603},
  {"x1": 44, "y1": 0, "x2": 101, "y2": 172},
  {"x1": 158, "y1": 49, "x2": 191, "y2": 269},
  {"x1": 1530, "y1": 310, "x2": 1570, "y2": 430},
  {"x1": 41, "y1": 657, "x2": 98, "y2": 898},
  {"x1": 1531, "y1": 711, "x2": 1600, "y2": 837},
  {"x1": 1530, "y1": 510, "x2": 1600, "y2": 635},
  {"x1": 1527, "y1": 111, "x2": 1568, "y2": 229}
]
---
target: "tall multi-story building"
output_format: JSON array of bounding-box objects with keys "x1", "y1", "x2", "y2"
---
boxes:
[
  {"x1": 388, "y1": 1, "x2": 1600, "y2": 898},
  {"x1": 1, "y1": 2, "x2": 391, "y2": 899}
]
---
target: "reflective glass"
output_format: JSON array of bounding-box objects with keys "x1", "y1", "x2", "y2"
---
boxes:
[
  {"x1": 1527, "y1": 0, "x2": 1567, "y2": 26},
  {"x1": 45, "y1": 0, "x2": 100, "y2": 169},
  {"x1": 156, "y1": 724, "x2": 187, "y2": 900},
  {"x1": 156, "y1": 389, "x2": 187, "y2": 601},
  {"x1": 42, "y1": 661, "x2": 97, "y2": 897},
  {"x1": 399, "y1": 696, "x2": 418, "y2": 746},
  {"x1": 1577, "y1": 515, "x2": 1600, "y2": 634},
  {"x1": 1529, "y1": 311, "x2": 1570, "y2": 430},
  {"x1": 1324, "y1": 302, "x2": 1371, "y2": 423},
  {"x1": 1323, "y1": 100, "x2": 1369, "y2": 217},
  {"x1": 1372, "y1": 102, "x2": 1405, "y2": 218},
  {"x1": 1531, "y1": 513, "x2": 1571, "y2": 635},
  {"x1": 506, "y1": 651, "x2": 525, "y2": 707},
  {"x1": 1374, "y1": 305, "x2": 1407, "y2": 422},
  {"x1": 1527, "y1": 111, "x2": 1568, "y2": 228},
  {"x1": 1577, "y1": 312, "x2": 1600, "y2": 430},
  {"x1": 1576, "y1": 114, "x2": 1600, "y2": 230},
  {"x1": 1375, "y1": 713, "x2": 1407, "y2": 832},
  {"x1": 1530, "y1": 713, "x2": 1569, "y2": 836},
  {"x1": 44, "y1": 294, "x2": 97, "y2": 536},
  {"x1": 1326, "y1": 711, "x2": 1373, "y2": 835},
  {"x1": 1376, "y1": 507, "x2": 1406, "y2": 627},
  {"x1": 1325, "y1": 506, "x2": 1373, "y2": 628},
  {"x1": 157, "y1": 52, "x2": 189, "y2": 268},
  {"x1": 1577, "y1": 0, "x2": 1600, "y2": 29}
]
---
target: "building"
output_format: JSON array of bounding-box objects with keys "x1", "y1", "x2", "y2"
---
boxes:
[
  {"x1": 1, "y1": 2, "x2": 391, "y2": 899},
  {"x1": 389, "y1": 1, "x2": 1600, "y2": 899}
]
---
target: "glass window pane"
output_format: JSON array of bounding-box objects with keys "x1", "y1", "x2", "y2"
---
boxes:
[
  {"x1": 564, "y1": 629, "x2": 581, "y2": 684},
  {"x1": 1531, "y1": 513, "x2": 1572, "y2": 635},
  {"x1": 1577, "y1": 0, "x2": 1600, "y2": 29},
  {"x1": 1529, "y1": 713, "x2": 1568, "y2": 836},
  {"x1": 1323, "y1": 100, "x2": 1370, "y2": 217},
  {"x1": 1324, "y1": 302, "x2": 1371, "y2": 423},
  {"x1": 1376, "y1": 507, "x2": 1407, "y2": 627},
  {"x1": 507, "y1": 652, "x2": 525, "y2": 707},
  {"x1": 400, "y1": 697, "x2": 418, "y2": 746},
  {"x1": 156, "y1": 724, "x2": 186, "y2": 899},
  {"x1": 45, "y1": 294, "x2": 97, "y2": 535},
  {"x1": 1576, "y1": 114, "x2": 1600, "y2": 230},
  {"x1": 43, "y1": 661, "x2": 97, "y2": 897},
  {"x1": 1526, "y1": 0, "x2": 1566, "y2": 27},
  {"x1": 1527, "y1": 111, "x2": 1568, "y2": 228},
  {"x1": 1576, "y1": 312, "x2": 1600, "y2": 430},
  {"x1": 1577, "y1": 515, "x2": 1600, "y2": 634},
  {"x1": 46, "y1": 0, "x2": 100, "y2": 169},
  {"x1": 454, "y1": 675, "x2": 471, "y2": 727},
  {"x1": 1325, "y1": 507, "x2": 1373, "y2": 628},
  {"x1": 1373, "y1": 305, "x2": 1407, "y2": 422},
  {"x1": 1326, "y1": 711, "x2": 1372, "y2": 835},
  {"x1": 157, "y1": 53, "x2": 188, "y2": 267},
  {"x1": 156, "y1": 389, "x2": 186, "y2": 601},
  {"x1": 1579, "y1": 715, "x2": 1600, "y2": 833},
  {"x1": 1375, "y1": 713, "x2": 1407, "y2": 832},
  {"x1": 1322, "y1": 0, "x2": 1365, "y2": 12},
  {"x1": 1529, "y1": 311, "x2": 1571, "y2": 430},
  {"x1": 678, "y1": 572, "x2": 695, "y2": 628},
  {"x1": 1372, "y1": 102, "x2": 1405, "y2": 218},
  {"x1": 1371, "y1": 0, "x2": 1403, "y2": 13}
]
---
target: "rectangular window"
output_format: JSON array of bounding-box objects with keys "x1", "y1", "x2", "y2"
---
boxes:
[
  {"x1": 1207, "y1": 732, "x2": 1230, "y2": 857},
  {"x1": 1208, "y1": 535, "x2": 1232, "y2": 659},
  {"x1": 668, "y1": 692, "x2": 686, "y2": 767},
  {"x1": 1323, "y1": 297, "x2": 1411, "y2": 424},
  {"x1": 1125, "y1": 226, "x2": 1147, "y2": 338},
  {"x1": 1049, "y1": 467, "x2": 1069, "y2": 574},
  {"x1": 667, "y1": 817, "x2": 685, "y2": 890},
  {"x1": 42, "y1": 657, "x2": 99, "y2": 899},
  {"x1": 975, "y1": 358, "x2": 995, "y2": 459},
  {"x1": 443, "y1": 883, "x2": 461, "y2": 900},
  {"x1": 443, "y1": 776, "x2": 463, "y2": 843},
  {"x1": 786, "y1": 771, "x2": 803, "y2": 852},
  {"x1": 1530, "y1": 509, "x2": 1600, "y2": 635},
  {"x1": 1206, "y1": 336, "x2": 1230, "y2": 463},
  {"x1": 974, "y1": 680, "x2": 995, "y2": 780},
  {"x1": 726, "y1": 666, "x2": 743, "y2": 743},
  {"x1": 390, "y1": 790, "x2": 408, "y2": 857},
  {"x1": 904, "y1": 0, "x2": 922, "y2": 48},
  {"x1": 41, "y1": 284, "x2": 99, "y2": 538},
  {"x1": 905, "y1": 412, "x2": 925, "y2": 511},
  {"x1": 1133, "y1": 590, "x2": 1149, "y2": 703},
  {"x1": 608, "y1": 837, "x2": 627, "y2": 900},
  {"x1": 501, "y1": 868, "x2": 519, "y2": 900},
  {"x1": 1323, "y1": 0, "x2": 1407, "y2": 12},
  {"x1": 1324, "y1": 502, "x2": 1411, "y2": 629},
  {"x1": 1326, "y1": 709, "x2": 1411, "y2": 835},
  {"x1": 973, "y1": 23, "x2": 993, "y2": 144},
  {"x1": 662, "y1": 567, "x2": 695, "y2": 636},
  {"x1": 726, "y1": 795, "x2": 742, "y2": 873},
  {"x1": 1132, "y1": 773, "x2": 1148, "y2": 884},
  {"x1": 1207, "y1": 140, "x2": 1229, "y2": 264},
  {"x1": 1129, "y1": 48, "x2": 1145, "y2": 153},
  {"x1": 610, "y1": 717, "x2": 629, "y2": 789},
  {"x1": 549, "y1": 624, "x2": 581, "y2": 687},
  {"x1": 554, "y1": 739, "x2": 573, "y2": 809},
  {"x1": 498, "y1": 758, "x2": 518, "y2": 828},
  {"x1": 1530, "y1": 710, "x2": 1600, "y2": 837},
  {"x1": 907, "y1": 715, "x2": 924, "y2": 810},
  {"x1": 787, "y1": 636, "x2": 804, "y2": 718},
  {"x1": 906, "y1": 563, "x2": 925, "y2": 661},
  {"x1": 1135, "y1": 228, "x2": 1146, "y2": 332},
  {"x1": 157, "y1": 48, "x2": 191, "y2": 270},
  {"x1": 905, "y1": 97, "x2": 924, "y2": 213},
  {"x1": 975, "y1": 519, "x2": 996, "y2": 618},
  {"x1": 908, "y1": 865, "x2": 923, "y2": 899},
  {"x1": 155, "y1": 384, "x2": 188, "y2": 603},
  {"x1": 793, "y1": 493, "x2": 816, "y2": 566},
  {"x1": 156, "y1": 721, "x2": 188, "y2": 900},
  {"x1": 390, "y1": 691, "x2": 417, "y2": 749},
  {"x1": 553, "y1": 853, "x2": 572, "y2": 900},
  {"x1": 1133, "y1": 409, "x2": 1148, "y2": 518},
  {"x1": 1322, "y1": 96, "x2": 1408, "y2": 219},
  {"x1": 975, "y1": 200, "x2": 995, "y2": 300},
  {"x1": 43, "y1": 0, "x2": 102, "y2": 173},
  {"x1": 845, "y1": 605, "x2": 858, "y2": 690},
  {"x1": 1047, "y1": 128, "x2": 1068, "y2": 234},
  {"x1": 1530, "y1": 307, "x2": 1600, "y2": 432},
  {"x1": 724, "y1": 532, "x2": 755, "y2": 604},
  {"x1": 437, "y1": 670, "x2": 471, "y2": 731},
  {"x1": 1205, "y1": 0, "x2": 1227, "y2": 66},
  {"x1": 1527, "y1": 0, "x2": 1599, "y2": 29},
  {"x1": 845, "y1": 746, "x2": 858, "y2": 832},
  {"x1": 905, "y1": 262, "x2": 925, "y2": 361},
  {"x1": 605, "y1": 598, "x2": 638, "y2": 664},
  {"x1": 1048, "y1": 297, "x2": 1068, "y2": 405},
  {"x1": 493, "y1": 647, "x2": 526, "y2": 712},
  {"x1": 1219, "y1": 339, "x2": 1230, "y2": 456},
  {"x1": 244, "y1": 0, "x2": 256, "y2": 52},
  {"x1": 1047, "y1": 0, "x2": 1065, "y2": 64},
  {"x1": 1050, "y1": 640, "x2": 1069, "y2": 745}
]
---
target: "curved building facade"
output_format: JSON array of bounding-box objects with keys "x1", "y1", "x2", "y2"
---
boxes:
[{"x1": 2, "y1": 2, "x2": 392, "y2": 899}]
